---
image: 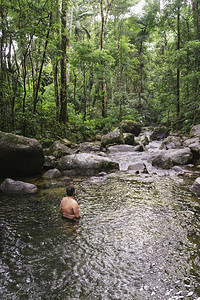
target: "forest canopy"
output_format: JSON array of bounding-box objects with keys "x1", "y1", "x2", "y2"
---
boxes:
[{"x1": 0, "y1": 0, "x2": 200, "y2": 142}]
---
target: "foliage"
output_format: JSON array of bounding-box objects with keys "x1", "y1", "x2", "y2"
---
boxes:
[{"x1": 0, "y1": 0, "x2": 200, "y2": 142}]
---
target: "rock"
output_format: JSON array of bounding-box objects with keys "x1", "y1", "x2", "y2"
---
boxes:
[
  {"x1": 120, "y1": 120, "x2": 142, "y2": 136},
  {"x1": 107, "y1": 144, "x2": 136, "y2": 153},
  {"x1": 150, "y1": 127, "x2": 168, "y2": 141},
  {"x1": 190, "y1": 177, "x2": 200, "y2": 196},
  {"x1": 0, "y1": 178, "x2": 38, "y2": 194},
  {"x1": 43, "y1": 169, "x2": 62, "y2": 179},
  {"x1": 0, "y1": 131, "x2": 44, "y2": 177},
  {"x1": 57, "y1": 153, "x2": 119, "y2": 176},
  {"x1": 169, "y1": 148, "x2": 192, "y2": 165},
  {"x1": 152, "y1": 148, "x2": 192, "y2": 169},
  {"x1": 160, "y1": 136, "x2": 182, "y2": 150},
  {"x1": 128, "y1": 162, "x2": 147, "y2": 174},
  {"x1": 47, "y1": 141, "x2": 73, "y2": 158},
  {"x1": 79, "y1": 142, "x2": 101, "y2": 153},
  {"x1": 101, "y1": 129, "x2": 124, "y2": 148},
  {"x1": 183, "y1": 137, "x2": 200, "y2": 154},
  {"x1": 89, "y1": 175, "x2": 108, "y2": 185},
  {"x1": 138, "y1": 134, "x2": 150, "y2": 147},
  {"x1": 43, "y1": 155, "x2": 57, "y2": 169},
  {"x1": 123, "y1": 133, "x2": 136, "y2": 146},
  {"x1": 190, "y1": 124, "x2": 200, "y2": 137},
  {"x1": 133, "y1": 144, "x2": 144, "y2": 152},
  {"x1": 152, "y1": 153, "x2": 173, "y2": 169}
]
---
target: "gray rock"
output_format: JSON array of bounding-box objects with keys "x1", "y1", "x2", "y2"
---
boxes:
[
  {"x1": 0, "y1": 131, "x2": 44, "y2": 177},
  {"x1": 190, "y1": 124, "x2": 200, "y2": 137},
  {"x1": 183, "y1": 137, "x2": 200, "y2": 153},
  {"x1": 101, "y1": 129, "x2": 124, "y2": 147},
  {"x1": 57, "y1": 153, "x2": 119, "y2": 176},
  {"x1": 43, "y1": 169, "x2": 62, "y2": 179},
  {"x1": 169, "y1": 148, "x2": 192, "y2": 165},
  {"x1": 150, "y1": 127, "x2": 168, "y2": 141},
  {"x1": 79, "y1": 142, "x2": 101, "y2": 153},
  {"x1": 0, "y1": 178, "x2": 38, "y2": 194},
  {"x1": 190, "y1": 177, "x2": 200, "y2": 196},
  {"x1": 47, "y1": 141, "x2": 73, "y2": 158},
  {"x1": 107, "y1": 144, "x2": 136, "y2": 153},
  {"x1": 152, "y1": 153, "x2": 173, "y2": 169},
  {"x1": 160, "y1": 136, "x2": 182, "y2": 150},
  {"x1": 128, "y1": 162, "x2": 147, "y2": 173},
  {"x1": 120, "y1": 120, "x2": 142, "y2": 136},
  {"x1": 152, "y1": 148, "x2": 192, "y2": 169}
]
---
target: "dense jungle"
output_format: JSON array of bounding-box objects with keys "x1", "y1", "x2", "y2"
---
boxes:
[{"x1": 0, "y1": 0, "x2": 200, "y2": 143}]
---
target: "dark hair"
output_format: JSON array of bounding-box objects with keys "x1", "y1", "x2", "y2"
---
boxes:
[{"x1": 66, "y1": 186, "x2": 75, "y2": 196}]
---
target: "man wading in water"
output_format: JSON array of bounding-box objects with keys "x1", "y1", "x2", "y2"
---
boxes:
[{"x1": 60, "y1": 186, "x2": 81, "y2": 220}]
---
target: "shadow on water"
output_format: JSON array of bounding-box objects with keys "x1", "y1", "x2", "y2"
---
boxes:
[{"x1": 0, "y1": 174, "x2": 200, "y2": 299}]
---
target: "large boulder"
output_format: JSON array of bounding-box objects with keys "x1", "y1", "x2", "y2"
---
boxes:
[
  {"x1": 190, "y1": 177, "x2": 200, "y2": 196},
  {"x1": 120, "y1": 120, "x2": 142, "y2": 136},
  {"x1": 57, "y1": 153, "x2": 119, "y2": 176},
  {"x1": 150, "y1": 127, "x2": 169, "y2": 141},
  {"x1": 183, "y1": 137, "x2": 200, "y2": 154},
  {"x1": 0, "y1": 178, "x2": 38, "y2": 194},
  {"x1": 160, "y1": 136, "x2": 182, "y2": 150},
  {"x1": 0, "y1": 131, "x2": 44, "y2": 177},
  {"x1": 190, "y1": 124, "x2": 200, "y2": 137},
  {"x1": 152, "y1": 148, "x2": 192, "y2": 169},
  {"x1": 101, "y1": 129, "x2": 124, "y2": 148},
  {"x1": 47, "y1": 141, "x2": 73, "y2": 158}
]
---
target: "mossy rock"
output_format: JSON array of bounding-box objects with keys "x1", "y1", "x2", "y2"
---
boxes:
[
  {"x1": 101, "y1": 129, "x2": 124, "y2": 148},
  {"x1": 120, "y1": 120, "x2": 142, "y2": 136},
  {"x1": 150, "y1": 127, "x2": 169, "y2": 141}
]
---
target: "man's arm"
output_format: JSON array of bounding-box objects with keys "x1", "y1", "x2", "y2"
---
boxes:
[{"x1": 73, "y1": 203, "x2": 81, "y2": 218}]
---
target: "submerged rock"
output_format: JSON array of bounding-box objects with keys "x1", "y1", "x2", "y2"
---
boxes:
[
  {"x1": 57, "y1": 153, "x2": 119, "y2": 176},
  {"x1": 0, "y1": 178, "x2": 38, "y2": 194},
  {"x1": 0, "y1": 131, "x2": 44, "y2": 177},
  {"x1": 43, "y1": 169, "x2": 62, "y2": 179},
  {"x1": 190, "y1": 177, "x2": 200, "y2": 196}
]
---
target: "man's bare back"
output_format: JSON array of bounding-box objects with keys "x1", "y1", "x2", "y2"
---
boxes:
[{"x1": 60, "y1": 186, "x2": 81, "y2": 220}]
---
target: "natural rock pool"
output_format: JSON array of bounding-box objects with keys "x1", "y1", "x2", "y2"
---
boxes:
[{"x1": 0, "y1": 173, "x2": 199, "y2": 299}]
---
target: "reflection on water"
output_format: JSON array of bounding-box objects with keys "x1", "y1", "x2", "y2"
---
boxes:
[{"x1": 0, "y1": 174, "x2": 200, "y2": 299}]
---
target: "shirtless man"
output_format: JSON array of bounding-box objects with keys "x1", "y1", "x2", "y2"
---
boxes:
[{"x1": 60, "y1": 186, "x2": 81, "y2": 220}]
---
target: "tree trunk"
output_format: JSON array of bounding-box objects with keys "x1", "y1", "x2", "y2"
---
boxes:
[
  {"x1": 99, "y1": 0, "x2": 115, "y2": 118},
  {"x1": 33, "y1": 12, "x2": 52, "y2": 113},
  {"x1": 52, "y1": 60, "x2": 60, "y2": 120},
  {"x1": 59, "y1": 0, "x2": 68, "y2": 123},
  {"x1": 176, "y1": 5, "x2": 180, "y2": 118}
]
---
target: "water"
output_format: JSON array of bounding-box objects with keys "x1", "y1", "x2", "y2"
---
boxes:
[{"x1": 0, "y1": 173, "x2": 200, "y2": 300}]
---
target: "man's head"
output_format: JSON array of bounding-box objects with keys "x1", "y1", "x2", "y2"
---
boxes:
[{"x1": 66, "y1": 186, "x2": 75, "y2": 197}]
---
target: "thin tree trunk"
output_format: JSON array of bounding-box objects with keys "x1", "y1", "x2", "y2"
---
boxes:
[
  {"x1": 176, "y1": 5, "x2": 180, "y2": 118},
  {"x1": 33, "y1": 12, "x2": 52, "y2": 113},
  {"x1": 59, "y1": 0, "x2": 68, "y2": 123},
  {"x1": 99, "y1": 0, "x2": 115, "y2": 118}
]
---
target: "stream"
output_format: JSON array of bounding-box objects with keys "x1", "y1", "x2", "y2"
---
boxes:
[{"x1": 0, "y1": 137, "x2": 200, "y2": 299}]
